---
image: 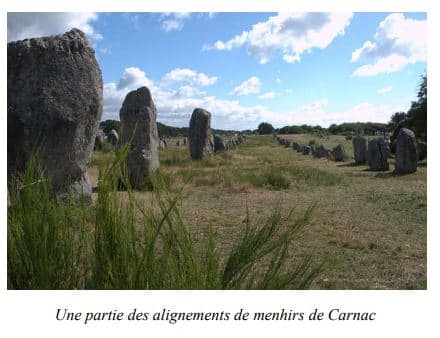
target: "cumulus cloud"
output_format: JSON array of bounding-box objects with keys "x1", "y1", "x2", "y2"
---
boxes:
[
  {"x1": 203, "y1": 12, "x2": 353, "y2": 64},
  {"x1": 231, "y1": 76, "x2": 261, "y2": 96},
  {"x1": 377, "y1": 85, "x2": 393, "y2": 94},
  {"x1": 7, "y1": 12, "x2": 101, "y2": 42},
  {"x1": 351, "y1": 13, "x2": 427, "y2": 76},
  {"x1": 161, "y1": 68, "x2": 218, "y2": 88},
  {"x1": 259, "y1": 99, "x2": 407, "y2": 127},
  {"x1": 159, "y1": 12, "x2": 191, "y2": 32},
  {"x1": 103, "y1": 67, "x2": 262, "y2": 130},
  {"x1": 103, "y1": 67, "x2": 406, "y2": 130},
  {"x1": 259, "y1": 92, "x2": 278, "y2": 100}
]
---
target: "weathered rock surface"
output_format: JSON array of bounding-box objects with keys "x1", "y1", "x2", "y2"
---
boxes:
[
  {"x1": 395, "y1": 128, "x2": 418, "y2": 174},
  {"x1": 314, "y1": 144, "x2": 328, "y2": 158},
  {"x1": 352, "y1": 136, "x2": 367, "y2": 164},
  {"x1": 417, "y1": 141, "x2": 427, "y2": 161},
  {"x1": 331, "y1": 144, "x2": 345, "y2": 161},
  {"x1": 189, "y1": 108, "x2": 214, "y2": 159},
  {"x1": 302, "y1": 145, "x2": 311, "y2": 155},
  {"x1": 119, "y1": 86, "x2": 160, "y2": 189},
  {"x1": 159, "y1": 139, "x2": 166, "y2": 150},
  {"x1": 292, "y1": 142, "x2": 299, "y2": 150},
  {"x1": 107, "y1": 129, "x2": 119, "y2": 146},
  {"x1": 7, "y1": 28, "x2": 102, "y2": 200},
  {"x1": 214, "y1": 135, "x2": 226, "y2": 152},
  {"x1": 367, "y1": 138, "x2": 390, "y2": 171},
  {"x1": 94, "y1": 128, "x2": 106, "y2": 150}
]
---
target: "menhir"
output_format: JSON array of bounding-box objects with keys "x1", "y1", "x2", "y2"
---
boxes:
[{"x1": 8, "y1": 28, "x2": 103, "y2": 200}]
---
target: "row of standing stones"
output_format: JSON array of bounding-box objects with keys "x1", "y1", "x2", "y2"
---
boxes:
[
  {"x1": 276, "y1": 128, "x2": 426, "y2": 174},
  {"x1": 7, "y1": 29, "x2": 245, "y2": 201}
]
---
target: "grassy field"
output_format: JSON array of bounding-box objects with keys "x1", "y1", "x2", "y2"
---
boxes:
[{"x1": 89, "y1": 134, "x2": 427, "y2": 289}]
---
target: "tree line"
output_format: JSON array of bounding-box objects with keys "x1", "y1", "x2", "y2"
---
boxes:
[{"x1": 258, "y1": 73, "x2": 427, "y2": 141}]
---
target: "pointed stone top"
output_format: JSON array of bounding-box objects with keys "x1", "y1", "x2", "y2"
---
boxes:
[{"x1": 121, "y1": 86, "x2": 154, "y2": 110}]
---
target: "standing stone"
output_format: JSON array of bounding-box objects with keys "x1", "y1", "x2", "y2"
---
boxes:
[
  {"x1": 314, "y1": 144, "x2": 328, "y2": 158},
  {"x1": 176, "y1": 140, "x2": 180, "y2": 146},
  {"x1": 297, "y1": 144, "x2": 304, "y2": 153},
  {"x1": 395, "y1": 128, "x2": 418, "y2": 174},
  {"x1": 107, "y1": 129, "x2": 119, "y2": 146},
  {"x1": 183, "y1": 138, "x2": 187, "y2": 146},
  {"x1": 367, "y1": 138, "x2": 390, "y2": 171},
  {"x1": 331, "y1": 144, "x2": 345, "y2": 161},
  {"x1": 352, "y1": 136, "x2": 367, "y2": 164},
  {"x1": 94, "y1": 128, "x2": 106, "y2": 150},
  {"x1": 417, "y1": 142, "x2": 427, "y2": 161},
  {"x1": 119, "y1": 86, "x2": 160, "y2": 189},
  {"x1": 302, "y1": 145, "x2": 311, "y2": 155},
  {"x1": 7, "y1": 28, "x2": 102, "y2": 200},
  {"x1": 292, "y1": 142, "x2": 299, "y2": 150},
  {"x1": 213, "y1": 135, "x2": 226, "y2": 152},
  {"x1": 189, "y1": 108, "x2": 214, "y2": 159},
  {"x1": 159, "y1": 139, "x2": 166, "y2": 150}
]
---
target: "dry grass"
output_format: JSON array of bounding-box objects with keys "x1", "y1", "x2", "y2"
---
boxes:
[{"x1": 89, "y1": 134, "x2": 426, "y2": 289}]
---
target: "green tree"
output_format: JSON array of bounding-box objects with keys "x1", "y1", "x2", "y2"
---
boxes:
[
  {"x1": 406, "y1": 74, "x2": 427, "y2": 140},
  {"x1": 257, "y1": 122, "x2": 275, "y2": 135},
  {"x1": 389, "y1": 112, "x2": 407, "y2": 127}
]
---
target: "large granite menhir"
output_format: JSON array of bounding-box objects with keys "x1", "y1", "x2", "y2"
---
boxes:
[
  {"x1": 119, "y1": 87, "x2": 160, "y2": 189},
  {"x1": 367, "y1": 138, "x2": 390, "y2": 171},
  {"x1": 395, "y1": 128, "x2": 418, "y2": 174},
  {"x1": 7, "y1": 28, "x2": 103, "y2": 200},
  {"x1": 352, "y1": 136, "x2": 367, "y2": 164},
  {"x1": 189, "y1": 108, "x2": 214, "y2": 160}
]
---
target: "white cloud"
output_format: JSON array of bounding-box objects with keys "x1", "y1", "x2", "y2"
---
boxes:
[
  {"x1": 7, "y1": 12, "x2": 101, "y2": 42},
  {"x1": 103, "y1": 67, "x2": 262, "y2": 130},
  {"x1": 203, "y1": 12, "x2": 353, "y2": 64},
  {"x1": 103, "y1": 67, "x2": 407, "y2": 130},
  {"x1": 231, "y1": 76, "x2": 261, "y2": 96},
  {"x1": 259, "y1": 92, "x2": 278, "y2": 100},
  {"x1": 259, "y1": 99, "x2": 407, "y2": 127},
  {"x1": 160, "y1": 12, "x2": 191, "y2": 32},
  {"x1": 161, "y1": 68, "x2": 218, "y2": 88},
  {"x1": 275, "y1": 77, "x2": 281, "y2": 84},
  {"x1": 377, "y1": 85, "x2": 393, "y2": 94},
  {"x1": 351, "y1": 13, "x2": 426, "y2": 77}
]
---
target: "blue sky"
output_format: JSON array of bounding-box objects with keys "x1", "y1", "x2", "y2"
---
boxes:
[{"x1": 8, "y1": 12, "x2": 427, "y2": 130}]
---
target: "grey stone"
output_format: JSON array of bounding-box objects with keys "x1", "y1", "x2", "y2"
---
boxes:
[
  {"x1": 395, "y1": 128, "x2": 418, "y2": 174},
  {"x1": 7, "y1": 28, "x2": 102, "y2": 200},
  {"x1": 331, "y1": 144, "x2": 345, "y2": 161},
  {"x1": 119, "y1": 86, "x2": 160, "y2": 189},
  {"x1": 417, "y1": 141, "x2": 426, "y2": 161},
  {"x1": 352, "y1": 136, "x2": 367, "y2": 164},
  {"x1": 159, "y1": 139, "x2": 166, "y2": 150},
  {"x1": 107, "y1": 129, "x2": 119, "y2": 146},
  {"x1": 292, "y1": 142, "x2": 299, "y2": 150},
  {"x1": 302, "y1": 145, "x2": 311, "y2": 155},
  {"x1": 189, "y1": 108, "x2": 214, "y2": 159},
  {"x1": 214, "y1": 135, "x2": 226, "y2": 152},
  {"x1": 367, "y1": 138, "x2": 390, "y2": 171},
  {"x1": 94, "y1": 128, "x2": 106, "y2": 150},
  {"x1": 314, "y1": 144, "x2": 328, "y2": 158}
]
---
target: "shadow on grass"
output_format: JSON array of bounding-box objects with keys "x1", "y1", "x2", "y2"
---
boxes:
[
  {"x1": 374, "y1": 172, "x2": 397, "y2": 179},
  {"x1": 336, "y1": 162, "x2": 366, "y2": 168}
]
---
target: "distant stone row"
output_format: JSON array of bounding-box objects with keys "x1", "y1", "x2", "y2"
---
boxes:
[
  {"x1": 275, "y1": 129, "x2": 426, "y2": 174},
  {"x1": 7, "y1": 29, "x2": 245, "y2": 201}
]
